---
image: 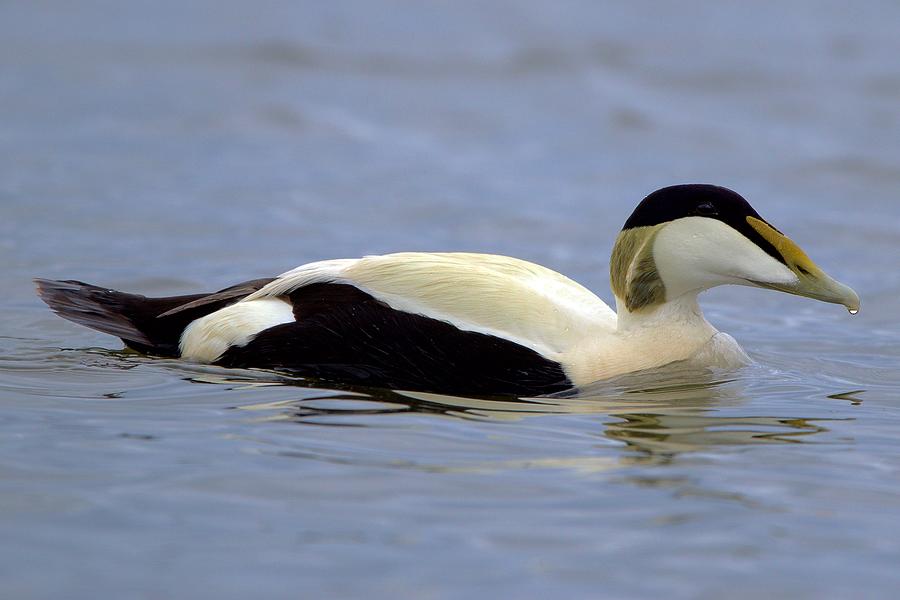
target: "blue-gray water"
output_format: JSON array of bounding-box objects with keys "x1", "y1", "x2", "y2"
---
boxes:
[{"x1": 2, "y1": 2, "x2": 899, "y2": 598}]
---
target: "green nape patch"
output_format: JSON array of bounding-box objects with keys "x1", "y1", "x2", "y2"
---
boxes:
[{"x1": 610, "y1": 225, "x2": 666, "y2": 312}]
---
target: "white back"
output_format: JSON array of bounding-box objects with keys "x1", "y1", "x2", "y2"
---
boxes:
[{"x1": 245, "y1": 252, "x2": 617, "y2": 357}]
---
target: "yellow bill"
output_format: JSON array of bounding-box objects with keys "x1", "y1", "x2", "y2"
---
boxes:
[{"x1": 747, "y1": 217, "x2": 860, "y2": 314}]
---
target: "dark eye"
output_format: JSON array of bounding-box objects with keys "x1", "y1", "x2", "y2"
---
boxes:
[{"x1": 696, "y1": 202, "x2": 718, "y2": 216}]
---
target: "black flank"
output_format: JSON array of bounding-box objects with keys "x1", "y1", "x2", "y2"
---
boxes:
[{"x1": 217, "y1": 283, "x2": 572, "y2": 397}]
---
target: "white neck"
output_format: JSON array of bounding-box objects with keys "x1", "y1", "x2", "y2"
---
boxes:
[
  {"x1": 614, "y1": 292, "x2": 707, "y2": 333},
  {"x1": 564, "y1": 291, "x2": 721, "y2": 385}
]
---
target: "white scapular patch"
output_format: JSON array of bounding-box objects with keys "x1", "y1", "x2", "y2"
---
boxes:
[
  {"x1": 244, "y1": 259, "x2": 358, "y2": 299},
  {"x1": 179, "y1": 297, "x2": 295, "y2": 363},
  {"x1": 242, "y1": 252, "x2": 617, "y2": 358}
]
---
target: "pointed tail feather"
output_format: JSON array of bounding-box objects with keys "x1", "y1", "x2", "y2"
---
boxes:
[
  {"x1": 35, "y1": 277, "x2": 276, "y2": 356},
  {"x1": 35, "y1": 279, "x2": 157, "y2": 347}
]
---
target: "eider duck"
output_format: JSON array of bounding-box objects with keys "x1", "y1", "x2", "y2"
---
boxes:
[{"x1": 36, "y1": 184, "x2": 859, "y2": 397}]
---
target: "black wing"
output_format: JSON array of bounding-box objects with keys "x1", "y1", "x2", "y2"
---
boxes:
[{"x1": 217, "y1": 282, "x2": 572, "y2": 397}]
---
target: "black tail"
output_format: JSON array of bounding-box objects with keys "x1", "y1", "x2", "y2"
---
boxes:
[{"x1": 35, "y1": 278, "x2": 275, "y2": 356}]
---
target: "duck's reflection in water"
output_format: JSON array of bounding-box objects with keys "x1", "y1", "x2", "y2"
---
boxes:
[{"x1": 185, "y1": 363, "x2": 851, "y2": 469}]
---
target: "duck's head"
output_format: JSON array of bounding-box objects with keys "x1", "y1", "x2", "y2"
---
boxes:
[{"x1": 610, "y1": 184, "x2": 859, "y2": 314}]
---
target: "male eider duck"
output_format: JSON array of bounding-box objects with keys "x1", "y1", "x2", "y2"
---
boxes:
[{"x1": 36, "y1": 185, "x2": 859, "y2": 397}]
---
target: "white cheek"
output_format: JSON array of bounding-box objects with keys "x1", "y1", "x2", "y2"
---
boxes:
[{"x1": 654, "y1": 217, "x2": 797, "y2": 297}]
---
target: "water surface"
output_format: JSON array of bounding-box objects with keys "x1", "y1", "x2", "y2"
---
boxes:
[{"x1": 2, "y1": 2, "x2": 900, "y2": 598}]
